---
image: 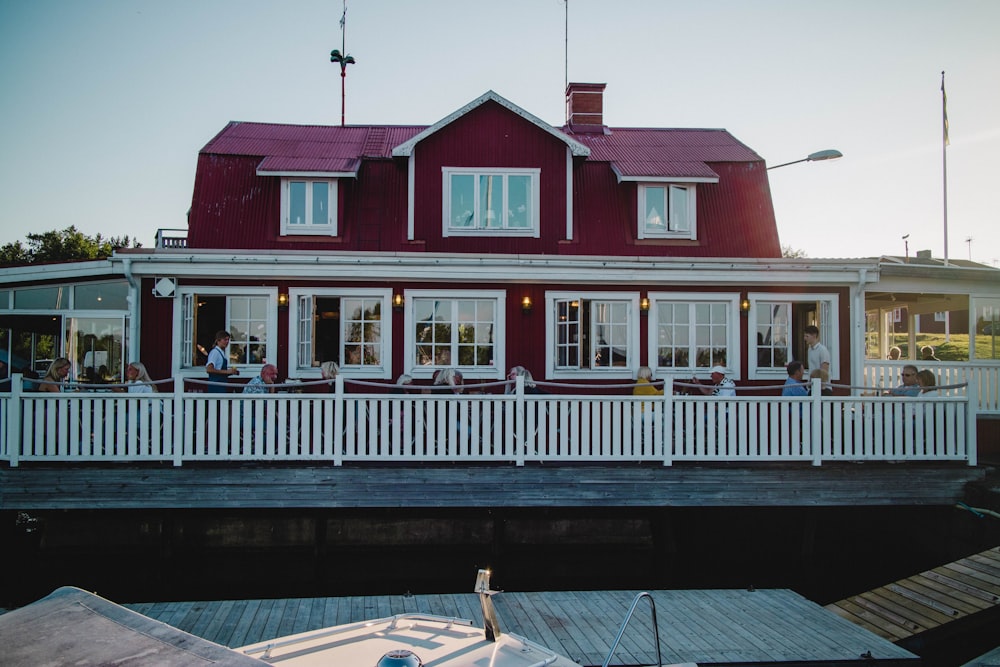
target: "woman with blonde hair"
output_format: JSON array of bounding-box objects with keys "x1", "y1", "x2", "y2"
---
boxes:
[
  {"x1": 38, "y1": 357, "x2": 71, "y2": 393},
  {"x1": 320, "y1": 361, "x2": 340, "y2": 393},
  {"x1": 432, "y1": 368, "x2": 464, "y2": 393},
  {"x1": 126, "y1": 361, "x2": 157, "y2": 393}
]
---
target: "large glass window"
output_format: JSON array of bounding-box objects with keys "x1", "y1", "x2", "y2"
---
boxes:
[
  {"x1": 443, "y1": 168, "x2": 539, "y2": 236},
  {"x1": 68, "y1": 316, "x2": 125, "y2": 382},
  {"x1": 638, "y1": 184, "x2": 696, "y2": 239},
  {"x1": 547, "y1": 292, "x2": 639, "y2": 377},
  {"x1": 748, "y1": 293, "x2": 839, "y2": 379},
  {"x1": 404, "y1": 291, "x2": 505, "y2": 379},
  {"x1": 973, "y1": 297, "x2": 1000, "y2": 361},
  {"x1": 650, "y1": 295, "x2": 738, "y2": 373},
  {"x1": 281, "y1": 178, "x2": 337, "y2": 235},
  {"x1": 178, "y1": 290, "x2": 274, "y2": 370},
  {"x1": 289, "y1": 289, "x2": 391, "y2": 376}
]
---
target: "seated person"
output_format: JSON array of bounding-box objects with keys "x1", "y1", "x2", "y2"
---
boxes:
[
  {"x1": 781, "y1": 361, "x2": 808, "y2": 397},
  {"x1": 887, "y1": 364, "x2": 921, "y2": 397},
  {"x1": 243, "y1": 364, "x2": 278, "y2": 394},
  {"x1": 507, "y1": 365, "x2": 546, "y2": 395},
  {"x1": 808, "y1": 368, "x2": 833, "y2": 396},
  {"x1": 917, "y1": 369, "x2": 939, "y2": 396},
  {"x1": 920, "y1": 345, "x2": 940, "y2": 361},
  {"x1": 691, "y1": 366, "x2": 735, "y2": 397}
]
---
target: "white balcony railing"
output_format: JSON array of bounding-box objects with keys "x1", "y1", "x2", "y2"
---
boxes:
[
  {"x1": 0, "y1": 375, "x2": 977, "y2": 468},
  {"x1": 863, "y1": 360, "x2": 1000, "y2": 414}
]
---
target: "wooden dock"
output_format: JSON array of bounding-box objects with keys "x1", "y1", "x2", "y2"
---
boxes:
[
  {"x1": 825, "y1": 545, "x2": 1000, "y2": 642},
  {"x1": 125, "y1": 588, "x2": 917, "y2": 666}
]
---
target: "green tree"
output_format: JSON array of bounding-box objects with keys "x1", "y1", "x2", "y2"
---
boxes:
[
  {"x1": 781, "y1": 245, "x2": 808, "y2": 258},
  {"x1": 0, "y1": 226, "x2": 140, "y2": 266}
]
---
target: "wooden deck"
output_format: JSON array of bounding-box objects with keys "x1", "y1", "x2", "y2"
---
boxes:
[
  {"x1": 0, "y1": 462, "x2": 989, "y2": 510},
  {"x1": 825, "y1": 546, "x2": 1000, "y2": 642},
  {"x1": 124, "y1": 588, "x2": 918, "y2": 666}
]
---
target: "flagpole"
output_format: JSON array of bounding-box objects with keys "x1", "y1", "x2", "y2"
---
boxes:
[{"x1": 941, "y1": 71, "x2": 949, "y2": 266}]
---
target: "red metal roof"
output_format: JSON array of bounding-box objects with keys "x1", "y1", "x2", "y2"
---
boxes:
[{"x1": 201, "y1": 122, "x2": 760, "y2": 181}]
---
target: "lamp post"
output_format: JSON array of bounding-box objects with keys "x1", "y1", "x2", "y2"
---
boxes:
[{"x1": 766, "y1": 149, "x2": 843, "y2": 170}]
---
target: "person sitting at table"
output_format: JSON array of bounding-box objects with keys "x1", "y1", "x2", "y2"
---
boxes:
[
  {"x1": 38, "y1": 358, "x2": 71, "y2": 393},
  {"x1": 433, "y1": 368, "x2": 464, "y2": 394},
  {"x1": 887, "y1": 364, "x2": 921, "y2": 397},
  {"x1": 920, "y1": 345, "x2": 940, "y2": 361},
  {"x1": 125, "y1": 361, "x2": 158, "y2": 393},
  {"x1": 632, "y1": 365, "x2": 662, "y2": 407},
  {"x1": 691, "y1": 366, "x2": 735, "y2": 397},
  {"x1": 781, "y1": 361, "x2": 808, "y2": 397},
  {"x1": 809, "y1": 368, "x2": 834, "y2": 396},
  {"x1": 506, "y1": 366, "x2": 546, "y2": 395},
  {"x1": 243, "y1": 364, "x2": 278, "y2": 394},
  {"x1": 917, "y1": 369, "x2": 939, "y2": 396},
  {"x1": 320, "y1": 361, "x2": 339, "y2": 393}
]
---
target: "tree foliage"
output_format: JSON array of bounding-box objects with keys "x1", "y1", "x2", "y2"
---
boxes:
[
  {"x1": 0, "y1": 226, "x2": 140, "y2": 266},
  {"x1": 781, "y1": 244, "x2": 808, "y2": 258}
]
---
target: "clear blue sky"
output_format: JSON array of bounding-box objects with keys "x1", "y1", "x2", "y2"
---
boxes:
[{"x1": 2, "y1": 0, "x2": 998, "y2": 264}]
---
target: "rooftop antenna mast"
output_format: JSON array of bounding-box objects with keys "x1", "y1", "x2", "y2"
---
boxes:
[
  {"x1": 330, "y1": 0, "x2": 355, "y2": 126},
  {"x1": 902, "y1": 234, "x2": 910, "y2": 263}
]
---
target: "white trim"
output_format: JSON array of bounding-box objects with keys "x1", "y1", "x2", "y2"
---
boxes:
[
  {"x1": 747, "y1": 291, "x2": 840, "y2": 380},
  {"x1": 544, "y1": 290, "x2": 640, "y2": 380},
  {"x1": 280, "y1": 178, "x2": 338, "y2": 236},
  {"x1": 258, "y1": 170, "x2": 355, "y2": 178},
  {"x1": 392, "y1": 90, "x2": 590, "y2": 158},
  {"x1": 287, "y1": 287, "x2": 393, "y2": 379},
  {"x1": 403, "y1": 289, "x2": 506, "y2": 380},
  {"x1": 647, "y1": 292, "x2": 741, "y2": 379},
  {"x1": 172, "y1": 285, "x2": 278, "y2": 377},
  {"x1": 565, "y1": 147, "x2": 573, "y2": 241},
  {"x1": 637, "y1": 183, "x2": 697, "y2": 240},
  {"x1": 441, "y1": 167, "x2": 540, "y2": 237},
  {"x1": 406, "y1": 147, "x2": 416, "y2": 241}
]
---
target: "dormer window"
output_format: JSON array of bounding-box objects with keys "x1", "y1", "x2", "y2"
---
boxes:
[
  {"x1": 281, "y1": 178, "x2": 338, "y2": 236},
  {"x1": 442, "y1": 168, "x2": 540, "y2": 237},
  {"x1": 637, "y1": 184, "x2": 696, "y2": 240}
]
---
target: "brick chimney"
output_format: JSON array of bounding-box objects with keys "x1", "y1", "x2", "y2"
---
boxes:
[{"x1": 566, "y1": 82, "x2": 607, "y2": 132}]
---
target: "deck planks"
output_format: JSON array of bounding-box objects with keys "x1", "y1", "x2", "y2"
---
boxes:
[
  {"x1": 123, "y1": 588, "x2": 917, "y2": 666},
  {"x1": 825, "y1": 546, "x2": 1000, "y2": 642}
]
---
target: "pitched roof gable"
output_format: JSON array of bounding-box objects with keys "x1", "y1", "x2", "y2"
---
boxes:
[{"x1": 391, "y1": 90, "x2": 591, "y2": 158}]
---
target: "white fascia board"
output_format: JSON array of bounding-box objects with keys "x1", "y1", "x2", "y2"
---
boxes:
[
  {"x1": 0, "y1": 259, "x2": 120, "y2": 285},
  {"x1": 871, "y1": 274, "x2": 1000, "y2": 297},
  {"x1": 611, "y1": 164, "x2": 719, "y2": 184},
  {"x1": 391, "y1": 90, "x2": 590, "y2": 158},
  {"x1": 255, "y1": 170, "x2": 357, "y2": 178},
  {"x1": 114, "y1": 253, "x2": 877, "y2": 286}
]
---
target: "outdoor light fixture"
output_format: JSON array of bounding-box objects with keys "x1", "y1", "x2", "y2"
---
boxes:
[
  {"x1": 766, "y1": 149, "x2": 843, "y2": 170},
  {"x1": 393, "y1": 293, "x2": 405, "y2": 311},
  {"x1": 277, "y1": 293, "x2": 289, "y2": 308},
  {"x1": 640, "y1": 297, "x2": 650, "y2": 314},
  {"x1": 521, "y1": 296, "x2": 533, "y2": 314},
  {"x1": 740, "y1": 297, "x2": 751, "y2": 315}
]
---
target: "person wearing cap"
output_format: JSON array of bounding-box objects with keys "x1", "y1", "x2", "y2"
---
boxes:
[
  {"x1": 205, "y1": 329, "x2": 239, "y2": 393},
  {"x1": 692, "y1": 365, "x2": 735, "y2": 397}
]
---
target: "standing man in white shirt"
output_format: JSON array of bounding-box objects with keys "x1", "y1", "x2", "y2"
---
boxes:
[{"x1": 804, "y1": 325, "x2": 831, "y2": 376}]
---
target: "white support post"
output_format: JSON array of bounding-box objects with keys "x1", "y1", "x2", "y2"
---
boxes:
[
  {"x1": 967, "y1": 381, "x2": 978, "y2": 466},
  {"x1": 515, "y1": 375, "x2": 525, "y2": 466},
  {"x1": 334, "y1": 375, "x2": 345, "y2": 466},
  {"x1": 811, "y1": 377, "x2": 823, "y2": 466},
  {"x1": 7, "y1": 373, "x2": 23, "y2": 467},
  {"x1": 662, "y1": 377, "x2": 674, "y2": 466},
  {"x1": 172, "y1": 376, "x2": 184, "y2": 467}
]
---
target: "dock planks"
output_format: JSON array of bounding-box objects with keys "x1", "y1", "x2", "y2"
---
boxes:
[
  {"x1": 126, "y1": 588, "x2": 917, "y2": 666},
  {"x1": 825, "y1": 546, "x2": 1000, "y2": 642}
]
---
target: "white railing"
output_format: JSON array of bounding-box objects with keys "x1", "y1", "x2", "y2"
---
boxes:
[
  {"x1": 0, "y1": 375, "x2": 977, "y2": 468},
  {"x1": 863, "y1": 360, "x2": 1000, "y2": 414}
]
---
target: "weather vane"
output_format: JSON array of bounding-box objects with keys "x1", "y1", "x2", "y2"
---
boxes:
[{"x1": 330, "y1": 0, "x2": 355, "y2": 126}]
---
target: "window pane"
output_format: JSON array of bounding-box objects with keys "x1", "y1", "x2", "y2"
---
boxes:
[
  {"x1": 0, "y1": 290, "x2": 9, "y2": 309},
  {"x1": 74, "y1": 282, "x2": 129, "y2": 310},
  {"x1": 479, "y1": 175, "x2": 503, "y2": 228},
  {"x1": 15, "y1": 286, "x2": 69, "y2": 310},
  {"x1": 670, "y1": 186, "x2": 690, "y2": 232},
  {"x1": 289, "y1": 181, "x2": 306, "y2": 225},
  {"x1": 975, "y1": 298, "x2": 1000, "y2": 360},
  {"x1": 451, "y1": 175, "x2": 475, "y2": 227},
  {"x1": 508, "y1": 175, "x2": 530, "y2": 229},
  {"x1": 312, "y1": 182, "x2": 329, "y2": 225},
  {"x1": 645, "y1": 187, "x2": 666, "y2": 232},
  {"x1": 69, "y1": 316, "x2": 124, "y2": 383}
]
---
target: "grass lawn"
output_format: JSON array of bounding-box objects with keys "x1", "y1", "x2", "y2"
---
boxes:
[{"x1": 882, "y1": 333, "x2": 1000, "y2": 361}]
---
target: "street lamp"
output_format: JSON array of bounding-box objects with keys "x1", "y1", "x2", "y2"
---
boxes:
[{"x1": 767, "y1": 149, "x2": 843, "y2": 170}]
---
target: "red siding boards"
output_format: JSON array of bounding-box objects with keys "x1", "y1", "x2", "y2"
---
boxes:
[{"x1": 187, "y1": 98, "x2": 779, "y2": 259}]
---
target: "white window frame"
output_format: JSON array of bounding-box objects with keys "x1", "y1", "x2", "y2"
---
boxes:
[
  {"x1": 280, "y1": 178, "x2": 338, "y2": 236},
  {"x1": 404, "y1": 289, "x2": 506, "y2": 380},
  {"x1": 173, "y1": 286, "x2": 277, "y2": 376},
  {"x1": 747, "y1": 292, "x2": 839, "y2": 380},
  {"x1": 637, "y1": 183, "x2": 697, "y2": 240},
  {"x1": 648, "y1": 292, "x2": 741, "y2": 378},
  {"x1": 441, "y1": 167, "x2": 540, "y2": 237},
  {"x1": 545, "y1": 291, "x2": 640, "y2": 380},
  {"x1": 287, "y1": 288, "x2": 392, "y2": 379}
]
